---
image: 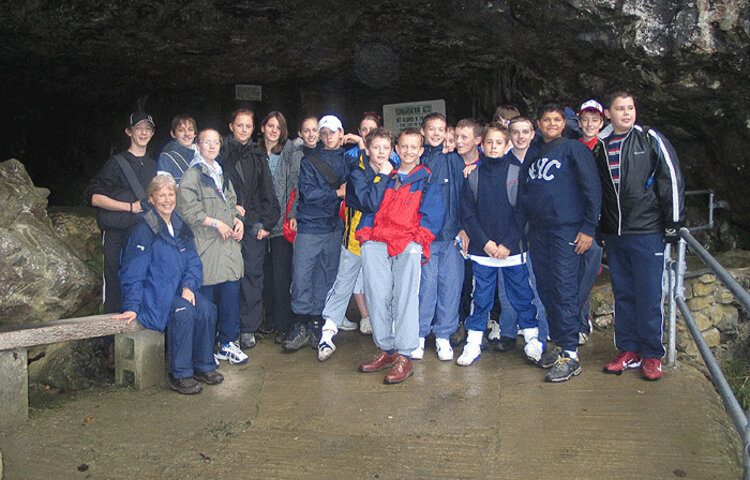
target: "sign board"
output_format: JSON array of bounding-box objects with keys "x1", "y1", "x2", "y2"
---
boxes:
[
  {"x1": 382, "y1": 99, "x2": 446, "y2": 134},
  {"x1": 235, "y1": 84, "x2": 262, "y2": 101}
]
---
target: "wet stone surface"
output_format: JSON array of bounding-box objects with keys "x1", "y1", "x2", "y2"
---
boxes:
[{"x1": 0, "y1": 328, "x2": 742, "y2": 479}]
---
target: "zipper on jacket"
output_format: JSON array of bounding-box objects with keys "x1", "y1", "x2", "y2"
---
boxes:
[{"x1": 613, "y1": 130, "x2": 634, "y2": 235}]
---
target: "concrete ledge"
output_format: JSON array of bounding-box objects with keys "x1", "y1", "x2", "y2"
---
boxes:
[
  {"x1": 115, "y1": 329, "x2": 166, "y2": 390},
  {"x1": 0, "y1": 349, "x2": 28, "y2": 428}
]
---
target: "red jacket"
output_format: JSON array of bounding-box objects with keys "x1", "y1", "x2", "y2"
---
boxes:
[{"x1": 353, "y1": 165, "x2": 445, "y2": 261}]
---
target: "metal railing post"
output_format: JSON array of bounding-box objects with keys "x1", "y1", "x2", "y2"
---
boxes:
[
  {"x1": 675, "y1": 238, "x2": 687, "y2": 301},
  {"x1": 665, "y1": 243, "x2": 677, "y2": 367}
]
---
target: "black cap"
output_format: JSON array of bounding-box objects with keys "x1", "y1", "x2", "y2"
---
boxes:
[{"x1": 129, "y1": 112, "x2": 155, "y2": 128}]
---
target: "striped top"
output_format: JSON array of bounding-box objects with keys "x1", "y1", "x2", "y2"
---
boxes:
[{"x1": 607, "y1": 133, "x2": 626, "y2": 192}]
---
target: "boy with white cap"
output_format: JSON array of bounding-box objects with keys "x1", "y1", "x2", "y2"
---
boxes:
[
  {"x1": 285, "y1": 115, "x2": 350, "y2": 352},
  {"x1": 575, "y1": 99, "x2": 606, "y2": 345}
]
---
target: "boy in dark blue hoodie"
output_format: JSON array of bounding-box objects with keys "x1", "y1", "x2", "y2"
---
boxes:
[
  {"x1": 519, "y1": 102, "x2": 601, "y2": 383},
  {"x1": 459, "y1": 123, "x2": 542, "y2": 366},
  {"x1": 285, "y1": 115, "x2": 349, "y2": 352}
]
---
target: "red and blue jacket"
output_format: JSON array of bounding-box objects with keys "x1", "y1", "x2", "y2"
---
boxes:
[{"x1": 352, "y1": 164, "x2": 445, "y2": 261}]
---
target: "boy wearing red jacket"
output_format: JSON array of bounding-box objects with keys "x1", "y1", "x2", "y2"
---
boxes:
[{"x1": 352, "y1": 128, "x2": 445, "y2": 384}]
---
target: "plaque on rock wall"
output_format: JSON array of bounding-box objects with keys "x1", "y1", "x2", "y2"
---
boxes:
[
  {"x1": 383, "y1": 100, "x2": 446, "y2": 134},
  {"x1": 235, "y1": 84, "x2": 262, "y2": 101}
]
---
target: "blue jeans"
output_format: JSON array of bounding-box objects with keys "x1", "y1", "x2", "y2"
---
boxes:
[
  {"x1": 465, "y1": 262, "x2": 537, "y2": 333},
  {"x1": 200, "y1": 280, "x2": 240, "y2": 346},
  {"x1": 497, "y1": 255, "x2": 549, "y2": 340},
  {"x1": 604, "y1": 233, "x2": 666, "y2": 358},
  {"x1": 291, "y1": 230, "x2": 342, "y2": 315},
  {"x1": 167, "y1": 292, "x2": 218, "y2": 378},
  {"x1": 577, "y1": 241, "x2": 602, "y2": 334},
  {"x1": 418, "y1": 240, "x2": 464, "y2": 339},
  {"x1": 361, "y1": 241, "x2": 421, "y2": 356}
]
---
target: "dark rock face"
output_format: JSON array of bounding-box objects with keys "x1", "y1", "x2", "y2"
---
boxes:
[
  {"x1": 0, "y1": 1, "x2": 749, "y2": 231},
  {"x1": 0, "y1": 159, "x2": 101, "y2": 327}
]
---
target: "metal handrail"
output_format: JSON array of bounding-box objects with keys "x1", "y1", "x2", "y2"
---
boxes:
[
  {"x1": 685, "y1": 189, "x2": 729, "y2": 232},
  {"x1": 673, "y1": 227, "x2": 750, "y2": 479}
]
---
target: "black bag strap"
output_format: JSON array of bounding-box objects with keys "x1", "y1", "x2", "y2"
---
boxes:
[
  {"x1": 529, "y1": 137, "x2": 566, "y2": 165},
  {"x1": 114, "y1": 153, "x2": 147, "y2": 199},
  {"x1": 307, "y1": 151, "x2": 341, "y2": 190}
]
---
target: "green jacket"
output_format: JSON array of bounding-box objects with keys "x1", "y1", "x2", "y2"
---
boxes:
[{"x1": 177, "y1": 160, "x2": 243, "y2": 286}]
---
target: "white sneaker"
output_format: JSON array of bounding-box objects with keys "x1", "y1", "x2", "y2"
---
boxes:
[
  {"x1": 318, "y1": 339, "x2": 336, "y2": 361},
  {"x1": 487, "y1": 319, "x2": 501, "y2": 342},
  {"x1": 457, "y1": 342, "x2": 481, "y2": 366},
  {"x1": 359, "y1": 316, "x2": 372, "y2": 335},
  {"x1": 523, "y1": 338, "x2": 544, "y2": 363},
  {"x1": 339, "y1": 317, "x2": 358, "y2": 331},
  {"x1": 435, "y1": 338, "x2": 453, "y2": 361},
  {"x1": 411, "y1": 337, "x2": 425, "y2": 360},
  {"x1": 215, "y1": 341, "x2": 248, "y2": 365}
]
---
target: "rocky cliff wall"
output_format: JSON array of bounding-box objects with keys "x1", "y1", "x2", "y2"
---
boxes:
[{"x1": 0, "y1": 1, "x2": 748, "y2": 233}]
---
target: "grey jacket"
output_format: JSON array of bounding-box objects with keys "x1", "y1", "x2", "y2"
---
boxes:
[
  {"x1": 269, "y1": 138, "x2": 303, "y2": 238},
  {"x1": 177, "y1": 158, "x2": 243, "y2": 286}
]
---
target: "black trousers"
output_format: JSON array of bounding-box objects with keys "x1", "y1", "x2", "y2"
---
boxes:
[
  {"x1": 262, "y1": 235, "x2": 294, "y2": 333},
  {"x1": 102, "y1": 228, "x2": 128, "y2": 314},
  {"x1": 239, "y1": 234, "x2": 267, "y2": 334}
]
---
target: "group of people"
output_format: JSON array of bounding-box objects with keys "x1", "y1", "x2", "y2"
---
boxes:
[{"x1": 87, "y1": 89, "x2": 684, "y2": 393}]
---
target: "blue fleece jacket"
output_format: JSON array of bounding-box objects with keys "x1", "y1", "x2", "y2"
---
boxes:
[
  {"x1": 518, "y1": 138, "x2": 601, "y2": 236},
  {"x1": 296, "y1": 145, "x2": 350, "y2": 234},
  {"x1": 462, "y1": 153, "x2": 526, "y2": 257},
  {"x1": 119, "y1": 209, "x2": 203, "y2": 332},
  {"x1": 420, "y1": 144, "x2": 465, "y2": 242},
  {"x1": 157, "y1": 141, "x2": 195, "y2": 184}
]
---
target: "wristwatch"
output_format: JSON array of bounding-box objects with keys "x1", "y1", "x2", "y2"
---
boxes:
[{"x1": 211, "y1": 219, "x2": 217, "y2": 229}]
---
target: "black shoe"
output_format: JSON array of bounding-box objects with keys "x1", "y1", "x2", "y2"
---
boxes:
[
  {"x1": 275, "y1": 329, "x2": 289, "y2": 344},
  {"x1": 258, "y1": 321, "x2": 276, "y2": 335},
  {"x1": 539, "y1": 346, "x2": 562, "y2": 369},
  {"x1": 309, "y1": 319, "x2": 322, "y2": 349},
  {"x1": 168, "y1": 374, "x2": 202, "y2": 395},
  {"x1": 545, "y1": 353, "x2": 582, "y2": 382},
  {"x1": 283, "y1": 323, "x2": 311, "y2": 352},
  {"x1": 239, "y1": 332, "x2": 256, "y2": 350},
  {"x1": 450, "y1": 323, "x2": 466, "y2": 347},
  {"x1": 194, "y1": 369, "x2": 224, "y2": 385},
  {"x1": 495, "y1": 336, "x2": 517, "y2": 352}
]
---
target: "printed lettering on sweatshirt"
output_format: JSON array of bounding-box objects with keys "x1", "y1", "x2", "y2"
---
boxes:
[{"x1": 528, "y1": 157, "x2": 561, "y2": 181}]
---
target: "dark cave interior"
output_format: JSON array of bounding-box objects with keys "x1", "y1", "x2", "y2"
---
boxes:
[{"x1": 1, "y1": 0, "x2": 749, "y2": 235}]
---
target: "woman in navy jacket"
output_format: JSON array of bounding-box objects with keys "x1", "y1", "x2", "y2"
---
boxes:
[{"x1": 112, "y1": 175, "x2": 223, "y2": 395}]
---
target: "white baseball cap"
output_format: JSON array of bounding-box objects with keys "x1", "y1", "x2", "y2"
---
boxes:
[
  {"x1": 578, "y1": 99, "x2": 604, "y2": 117},
  {"x1": 318, "y1": 115, "x2": 343, "y2": 132}
]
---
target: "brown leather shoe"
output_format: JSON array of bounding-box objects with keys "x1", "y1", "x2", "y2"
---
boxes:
[
  {"x1": 359, "y1": 350, "x2": 398, "y2": 373},
  {"x1": 384, "y1": 355, "x2": 413, "y2": 384}
]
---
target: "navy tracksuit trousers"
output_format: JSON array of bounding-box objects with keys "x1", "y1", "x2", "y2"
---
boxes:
[
  {"x1": 167, "y1": 292, "x2": 218, "y2": 379},
  {"x1": 528, "y1": 224, "x2": 584, "y2": 352},
  {"x1": 603, "y1": 233, "x2": 666, "y2": 359}
]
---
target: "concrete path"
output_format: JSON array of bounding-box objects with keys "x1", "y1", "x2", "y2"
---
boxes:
[{"x1": 0, "y1": 329, "x2": 742, "y2": 479}]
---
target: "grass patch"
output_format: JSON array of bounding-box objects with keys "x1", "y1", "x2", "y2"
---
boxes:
[{"x1": 723, "y1": 357, "x2": 750, "y2": 410}]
